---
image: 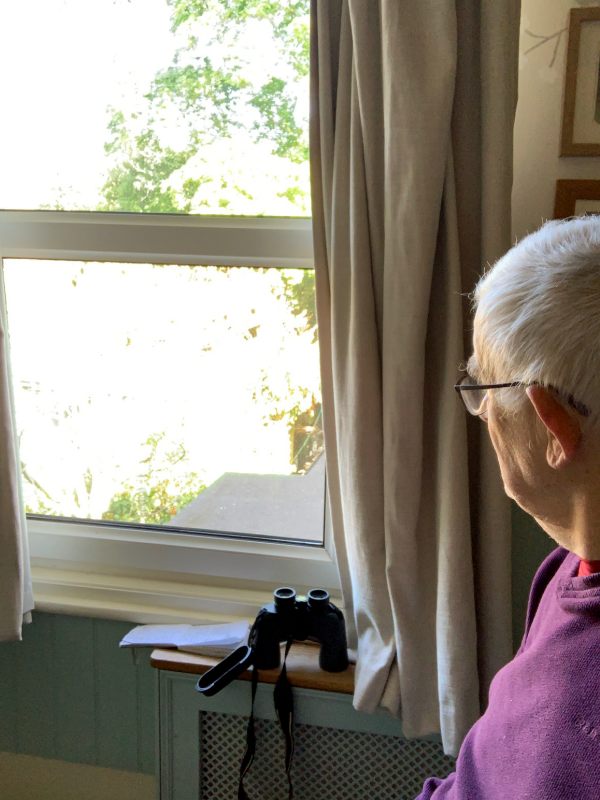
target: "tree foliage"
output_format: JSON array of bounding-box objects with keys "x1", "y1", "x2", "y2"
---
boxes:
[
  {"x1": 250, "y1": 77, "x2": 308, "y2": 163},
  {"x1": 277, "y1": 270, "x2": 317, "y2": 341},
  {"x1": 101, "y1": 111, "x2": 196, "y2": 212},
  {"x1": 100, "y1": 0, "x2": 310, "y2": 215},
  {"x1": 102, "y1": 432, "x2": 206, "y2": 525}
]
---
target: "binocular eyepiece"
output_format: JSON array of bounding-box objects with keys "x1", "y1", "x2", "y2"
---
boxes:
[{"x1": 273, "y1": 586, "x2": 331, "y2": 610}]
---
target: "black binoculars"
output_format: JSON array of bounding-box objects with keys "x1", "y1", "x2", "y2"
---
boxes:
[
  {"x1": 196, "y1": 587, "x2": 349, "y2": 696},
  {"x1": 251, "y1": 586, "x2": 349, "y2": 672}
]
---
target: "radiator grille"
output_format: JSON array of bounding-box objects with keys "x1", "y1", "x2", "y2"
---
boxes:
[{"x1": 200, "y1": 711, "x2": 455, "y2": 800}]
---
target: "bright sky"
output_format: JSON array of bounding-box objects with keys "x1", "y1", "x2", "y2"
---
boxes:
[
  {"x1": 0, "y1": 0, "x2": 310, "y2": 214},
  {"x1": 0, "y1": 0, "x2": 174, "y2": 208}
]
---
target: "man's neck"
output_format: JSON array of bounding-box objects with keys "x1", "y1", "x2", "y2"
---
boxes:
[{"x1": 534, "y1": 508, "x2": 600, "y2": 561}]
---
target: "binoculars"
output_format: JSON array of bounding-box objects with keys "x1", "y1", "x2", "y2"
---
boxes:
[
  {"x1": 251, "y1": 587, "x2": 349, "y2": 672},
  {"x1": 196, "y1": 586, "x2": 348, "y2": 696}
]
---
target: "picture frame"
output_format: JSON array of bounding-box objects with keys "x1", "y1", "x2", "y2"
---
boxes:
[
  {"x1": 554, "y1": 179, "x2": 600, "y2": 218},
  {"x1": 561, "y1": 7, "x2": 600, "y2": 156}
]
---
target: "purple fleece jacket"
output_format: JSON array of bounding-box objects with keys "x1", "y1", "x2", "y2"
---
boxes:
[{"x1": 416, "y1": 548, "x2": 600, "y2": 799}]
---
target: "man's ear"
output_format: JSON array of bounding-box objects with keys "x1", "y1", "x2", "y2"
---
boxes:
[{"x1": 525, "y1": 385, "x2": 581, "y2": 469}]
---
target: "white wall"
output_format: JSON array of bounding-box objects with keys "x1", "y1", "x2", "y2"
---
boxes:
[{"x1": 513, "y1": 0, "x2": 600, "y2": 240}]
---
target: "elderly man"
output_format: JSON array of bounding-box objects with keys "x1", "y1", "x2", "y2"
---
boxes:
[{"x1": 417, "y1": 216, "x2": 600, "y2": 799}]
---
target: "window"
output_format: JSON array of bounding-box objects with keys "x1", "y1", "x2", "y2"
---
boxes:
[
  {"x1": 0, "y1": 0, "x2": 339, "y2": 619},
  {"x1": 4, "y1": 254, "x2": 324, "y2": 544}
]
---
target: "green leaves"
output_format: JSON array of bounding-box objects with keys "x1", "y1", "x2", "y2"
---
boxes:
[
  {"x1": 101, "y1": 432, "x2": 206, "y2": 525},
  {"x1": 149, "y1": 60, "x2": 249, "y2": 131},
  {"x1": 167, "y1": 0, "x2": 210, "y2": 32},
  {"x1": 278, "y1": 270, "x2": 317, "y2": 341},
  {"x1": 100, "y1": 0, "x2": 310, "y2": 215},
  {"x1": 250, "y1": 77, "x2": 308, "y2": 163},
  {"x1": 100, "y1": 111, "x2": 197, "y2": 212},
  {"x1": 101, "y1": 477, "x2": 203, "y2": 525}
]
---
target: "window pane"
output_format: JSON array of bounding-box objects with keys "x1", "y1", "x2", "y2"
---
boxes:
[
  {"x1": 4, "y1": 259, "x2": 324, "y2": 543},
  {"x1": 0, "y1": 0, "x2": 310, "y2": 216}
]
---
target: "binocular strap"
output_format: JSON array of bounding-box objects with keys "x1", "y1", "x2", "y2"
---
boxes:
[{"x1": 238, "y1": 638, "x2": 295, "y2": 800}]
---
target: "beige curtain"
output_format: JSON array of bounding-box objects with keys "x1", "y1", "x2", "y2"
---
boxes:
[
  {"x1": 0, "y1": 271, "x2": 34, "y2": 640},
  {"x1": 310, "y1": 0, "x2": 520, "y2": 756}
]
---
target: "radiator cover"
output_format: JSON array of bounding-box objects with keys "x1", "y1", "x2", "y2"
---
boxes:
[
  {"x1": 201, "y1": 711, "x2": 455, "y2": 800},
  {"x1": 158, "y1": 671, "x2": 456, "y2": 800}
]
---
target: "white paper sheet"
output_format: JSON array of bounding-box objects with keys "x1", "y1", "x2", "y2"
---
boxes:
[{"x1": 119, "y1": 621, "x2": 250, "y2": 655}]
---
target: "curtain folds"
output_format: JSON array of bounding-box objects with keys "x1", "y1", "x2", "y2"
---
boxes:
[
  {"x1": 0, "y1": 272, "x2": 34, "y2": 641},
  {"x1": 310, "y1": 0, "x2": 520, "y2": 755}
]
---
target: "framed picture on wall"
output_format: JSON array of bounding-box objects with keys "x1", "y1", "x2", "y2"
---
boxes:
[
  {"x1": 561, "y1": 7, "x2": 600, "y2": 156},
  {"x1": 554, "y1": 179, "x2": 600, "y2": 218}
]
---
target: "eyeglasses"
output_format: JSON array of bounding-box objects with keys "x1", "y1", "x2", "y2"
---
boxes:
[{"x1": 454, "y1": 375, "x2": 591, "y2": 419}]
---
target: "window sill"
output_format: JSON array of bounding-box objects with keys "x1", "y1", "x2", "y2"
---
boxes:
[
  {"x1": 28, "y1": 517, "x2": 341, "y2": 624},
  {"x1": 31, "y1": 563, "x2": 271, "y2": 624},
  {"x1": 150, "y1": 642, "x2": 355, "y2": 694}
]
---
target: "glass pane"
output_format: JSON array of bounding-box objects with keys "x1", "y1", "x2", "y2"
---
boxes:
[
  {"x1": 4, "y1": 259, "x2": 323, "y2": 543},
  {"x1": 0, "y1": 0, "x2": 310, "y2": 216}
]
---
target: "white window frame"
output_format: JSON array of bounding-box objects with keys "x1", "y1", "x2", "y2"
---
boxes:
[{"x1": 0, "y1": 210, "x2": 340, "y2": 623}]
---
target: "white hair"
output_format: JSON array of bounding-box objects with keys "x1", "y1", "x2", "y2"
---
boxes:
[{"x1": 472, "y1": 216, "x2": 600, "y2": 419}]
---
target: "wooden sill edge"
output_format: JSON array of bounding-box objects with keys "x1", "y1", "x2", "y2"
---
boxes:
[{"x1": 150, "y1": 642, "x2": 355, "y2": 694}]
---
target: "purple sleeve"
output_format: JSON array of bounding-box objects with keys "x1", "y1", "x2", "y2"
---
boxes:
[{"x1": 414, "y1": 772, "x2": 456, "y2": 799}]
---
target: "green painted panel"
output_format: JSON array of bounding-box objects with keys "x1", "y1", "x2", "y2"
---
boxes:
[
  {"x1": 0, "y1": 639, "x2": 18, "y2": 752},
  {"x1": 94, "y1": 618, "x2": 140, "y2": 771},
  {"x1": 53, "y1": 614, "x2": 97, "y2": 764},
  {"x1": 3, "y1": 612, "x2": 156, "y2": 774},
  {"x1": 168, "y1": 672, "x2": 201, "y2": 800},
  {"x1": 15, "y1": 612, "x2": 56, "y2": 758},
  {"x1": 135, "y1": 649, "x2": 158, "y2": 774}
]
